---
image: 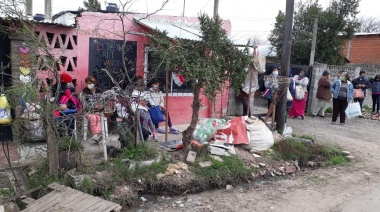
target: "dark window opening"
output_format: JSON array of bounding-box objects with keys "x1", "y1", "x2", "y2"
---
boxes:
[
  {"x1": 61, "y1": 34, "x2": 67, "y2": 46},
  {"x1": 67, "y1": 38, "x2": 73, "y2": 50},
  {"x1": 67, "y1": 61, "x2": 73, "y2": 71},
  {"x1": 72, "y1": 57, "x2": 77, "y2": 67},
  {"x1": 60, "y1": 56, "x2": 67, "y2": 67},
  {"x1": 72, "y1": 35, "x2": 77, "y2": 46},
  {"x1": 46, "y1": 32, "x2": 54, "y2": 46},
  {"x1": 54, "y1": 35, "x2": 61, "y2": 49}
]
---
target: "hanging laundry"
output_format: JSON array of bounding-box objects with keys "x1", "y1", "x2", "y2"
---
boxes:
[{"x1": 172, "y1": 72, "x2": 185, "y2": 87}]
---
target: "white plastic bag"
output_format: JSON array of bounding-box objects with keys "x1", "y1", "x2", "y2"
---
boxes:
[
  {"x1": 295, "y1": 86, "x2": 305, "y2": 100},
  {"x1": 345, "y1": 102, "x2": 362, "y2": 119}
]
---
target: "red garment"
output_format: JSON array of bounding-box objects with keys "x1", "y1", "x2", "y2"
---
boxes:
[{"x1": 289, "y1": 93, "x2": 308, "y2": 116}]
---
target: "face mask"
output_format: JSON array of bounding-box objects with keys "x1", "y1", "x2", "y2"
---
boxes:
[
  {"x1": 87, "y1": 83, "x2": 95, "y2": 90},
  {"x1": 340, "y1": 76, "x2": 345, "y2": 81},
  {"x1": 360, "y1": 76, "x2": 365, "y2": 80},
  {"x1": 244, "y1": 67, "x2": 249, "y2": 73},
  {"x1": 153, "y1": 85, "x2": 159, "y2": 90},
  {"x1": 299, "y1": 73, "x2": 305, "y2": 77},
  {"x1": 66, "y1": 82, "x2": 73, "y2": 88},
  {"x1": 272, "y1": 71, "x2": 278, "y2": 76}
]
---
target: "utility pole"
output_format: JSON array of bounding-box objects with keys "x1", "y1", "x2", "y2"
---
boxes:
[
  {"x1": 213, "y1": 0, "x2": 219, "y2": 19},
  {"x1": 44, "y1": 0, "x2": 52, "y2": 21},
  {"x1": 25, "y1": 0, "x2": 33, "y2": 17},
  {"x1": 309, "y1": 17, "x2": 318, "y2": 66},
  {"x1": 276, "y1": 0, "x2": 294, "y2": 132}
]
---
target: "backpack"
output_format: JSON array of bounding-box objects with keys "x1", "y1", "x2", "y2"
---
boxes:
[{"x1": 0, "y1": 94, "x2": 12, "y2": 124}]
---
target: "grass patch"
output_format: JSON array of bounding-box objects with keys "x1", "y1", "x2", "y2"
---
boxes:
[
  {"x1": 121, "y1": 143, "x2": 159, "y2": 161},
  {"x1": 0, "y1": 188, "x2": 14, "y2": 197},
  {"x1": 329, "y1": 155, "x2": 348, "y2": 166},
  {"x1": 27, "y1": 163, "x2": 59, "y2": 189},
  {"x1": 273, "y1": 138, "x2": 347, "y2": 166},
  {"x1": 363, "y1": 105, "x2": 372, "y2": 113},
  {"x1": 59, "y1": 138, "x2": 84, "y2": 152},
  {"x1": 192, "y1": 155, "x2": 254, "y2": 185},
  {"x1": 325, "y1": 107, "x2": 333, "y2": 113},
  {"x1": 299, "y1": 135, "x2": 315, "y2": 141}
]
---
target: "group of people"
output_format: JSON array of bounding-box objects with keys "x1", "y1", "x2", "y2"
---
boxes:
[
  {"x1": 257, "y1": 67, "x2": 380, "y2": 126},
  {"x1": 313, "y1": 70, "x2": 380, "y2": 125},
  {"x1": 259, "y1": 67, "x2": 309, "y2": 125},
  {"x1": 53, "y1": 73, "x2": 179, "y2": 143}
]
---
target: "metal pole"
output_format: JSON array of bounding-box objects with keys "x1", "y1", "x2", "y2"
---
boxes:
[
  {"x1": 276, "y1": 0, "x2": 294, "y2": 132},
  {"x1": 309, "y1": 17, "x2": 318, "y2": 66},
  {"x1": 44, "y1": 0, "x2": 52, "y2": 21},
  {"x1": 100, "y1": 113, "x2": 108, "y2": 161},
  {"x1": 165, "y1": 69, "x2": 169, "y2": 142}
]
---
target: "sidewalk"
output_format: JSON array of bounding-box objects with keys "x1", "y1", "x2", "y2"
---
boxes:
[{"x1": 1, "y1": 97, "x2": 269, "y2": 166}]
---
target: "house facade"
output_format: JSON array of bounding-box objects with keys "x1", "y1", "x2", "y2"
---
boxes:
[
  {"x1": 343, "y1": 32, "x2": 380, "y2": 66},
  {"x1": 2, "y1": 11, "x2": 232, "y2": 124}
]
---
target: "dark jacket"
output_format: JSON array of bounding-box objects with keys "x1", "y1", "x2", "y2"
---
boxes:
[
  {"x1": 316, "y1": 76, "x2": 332, "y2": 101},
  {"x1": 370, "y1": 78, "x2": 380, "y2": 94},
  {"x1": 352, "y1": 76, "x2": 370, "y2": 96}
]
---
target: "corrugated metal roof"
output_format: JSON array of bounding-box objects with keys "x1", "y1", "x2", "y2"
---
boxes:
[
  {"x1": 134, "y1": 18, "x2": 202, "y2": 41},
  {"x1": 354, "y1": 32, "x2": 380, "y2": 36},
  {"x1": 0, "y1": 16, "x2": 75, "y2": 28}
]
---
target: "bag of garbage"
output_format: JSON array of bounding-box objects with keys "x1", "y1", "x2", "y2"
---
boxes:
[
  {"x1": 192, "y1": 118, "x2": 227, "y2": 144},
  {"x1": 246, "y1": 118, "x2": 274, "y2": 151}
]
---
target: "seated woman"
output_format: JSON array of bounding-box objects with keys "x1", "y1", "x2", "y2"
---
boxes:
[
  {"x1": 148, "y1": 78, "x2": 180, "y2": 134},
  {"x1": 81, "y1": 76, "x2": 103, "y2": 142},
  {"x1": 52, "y1": 73, "x2": 81, "y2": 138}
]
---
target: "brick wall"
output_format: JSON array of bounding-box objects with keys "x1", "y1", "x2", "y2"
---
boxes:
[{"x1": 343, "y1": 35, "x2": 380, "y2": 64}]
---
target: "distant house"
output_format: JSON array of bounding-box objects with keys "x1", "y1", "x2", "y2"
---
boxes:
[
  {"x1": 0, "y1": 9, "x2": 233, "y2": 124},
  {"x1": 343, "y1": 32, "x2": 380, "y2": 67}
]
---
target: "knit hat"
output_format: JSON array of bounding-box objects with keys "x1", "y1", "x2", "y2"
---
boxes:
[
  {"x1": 322, "y1": 70, "x2": 330, "y2": 76},
  {"x1": 60, "y1": 73, "x2": 72, "y2": 83}
]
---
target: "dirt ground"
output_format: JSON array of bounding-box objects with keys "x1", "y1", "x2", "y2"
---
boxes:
[{"x1": 133, "y1": 116, "x2": 380, "y2": 212}]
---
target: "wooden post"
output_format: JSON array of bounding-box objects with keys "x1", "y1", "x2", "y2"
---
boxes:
[
  {"x1": 165, "y1": 69, "x2": 169, "y2": 142},
  {"x1": 276, "y1": 0, "x2": 294, "y2": 132},
  {"x1": 213, "y1": 0, "x2": 219, "y2": 19}
]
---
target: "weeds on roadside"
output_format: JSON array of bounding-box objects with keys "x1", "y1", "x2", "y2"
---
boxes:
[
  {"x1": 273, "y1": 139, "x2": 347, "y2": 167},
  {"x1": 0, "y1": 188, "x2": 14, "y2": 197}
]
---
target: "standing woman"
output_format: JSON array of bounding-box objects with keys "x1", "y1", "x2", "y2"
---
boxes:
[
  {"x1": 81, "y1": 76, "x2": 103, "y2": 142},
  {"x1": 330, "y1": 71, "x2": 354, "y2": 125},
  {"x1": 369, "y1": 74, "x2": 380, "y2": 114},
  {"x1": 289, "y1": 69, "x2": 309, "y2": 120}
]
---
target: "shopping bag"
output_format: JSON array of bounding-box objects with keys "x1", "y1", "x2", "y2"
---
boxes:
[
  {"x1": 354, "y1": 89, "x2": 365, "y2": 99},
  {"x1": 345, "y1": 102, "x2": 362, "y2": 119},
  {"x1": 287, "y1": 88, "x2": 293, "y2": 101},
  {"x1": 295, "y1": 86, "x2": 305, "y2": 100},
  {"x1": 262, "y1": 88, "x2": 273, "y2": 100},
  {"x1": 149, "y1": 106, "x2": 165, "y2": 125}
]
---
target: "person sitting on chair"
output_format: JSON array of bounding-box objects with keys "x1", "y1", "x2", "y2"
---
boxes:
[{"x1": 81, "y1": 76, "x2": 103, "y2": 143}]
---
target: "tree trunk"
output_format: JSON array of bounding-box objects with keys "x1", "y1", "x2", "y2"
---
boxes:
[
  {"x1": 47, "y1": 124, "x2": 59, "y2": 177},
  {"x1": 182, "y1": 85, "x2": 201, "y2": 148}
]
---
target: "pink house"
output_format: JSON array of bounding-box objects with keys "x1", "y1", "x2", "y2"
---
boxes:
[{"x1": 5, "y1": 11, "x2": 232, "y2": 124}]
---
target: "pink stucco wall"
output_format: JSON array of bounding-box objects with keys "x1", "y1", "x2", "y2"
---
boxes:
[{"x1": 35, "y1": 12, "x2": 232, "y2": 124}]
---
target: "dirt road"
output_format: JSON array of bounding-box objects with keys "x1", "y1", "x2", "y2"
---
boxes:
[{"x1": 137, "y1": 116, "x2": 380, "y2": 212}]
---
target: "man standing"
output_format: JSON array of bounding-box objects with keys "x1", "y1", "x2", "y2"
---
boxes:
[
  {"x1": 312, "y1": 70, "x2": 332, "y2": 118},
  {"x1": 352, "y1": 70, "x2": 370, "y2": 116}
]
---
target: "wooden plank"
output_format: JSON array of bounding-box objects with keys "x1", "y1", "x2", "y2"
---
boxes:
[
  {"x1": 65, "y1": 193, "x2": 93, "y2": 209},
  {"x1": 86, "y1": 200, "x2": 115, "y2": 212},
  {"x1": 77, "y1": 196, "x2": 106, "y2": 212},
  {"x1": 37, "y1": 191, "x2": 84, "y2": 211},
  {"x1": 23, "y1": 187, "x2": 76, "y2": 212},
  {"x1": 22, "y1": 190, "x2": 61, "y2": 212},
  {"x1": 92, "y1": 203, "x2": 122, "y2": 212}
]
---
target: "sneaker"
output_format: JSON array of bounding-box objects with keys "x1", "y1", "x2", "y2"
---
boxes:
[
  {"x1": 340, "y1": 123, "x2": 345, "y2": 126},
  {"x1": 331, "y1": 121, "x2": 336, "y2": 125},
  {"x1": 156, "y1": 128, "x2": 166, "y2": 134},
  {"x1": 169, "y1": 127, "x2": 181, "y2": 134},
  {"x1": 318, "y1": 115, "x2": 325, "y2": 118}
]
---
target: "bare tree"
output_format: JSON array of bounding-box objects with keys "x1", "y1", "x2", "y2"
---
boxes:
[
  {"x1": 357, "y1": 16, "x2": 380, "y2": 33},
  {"x1": 250, "y1": 35, "x2": 266, "y2": 47}
]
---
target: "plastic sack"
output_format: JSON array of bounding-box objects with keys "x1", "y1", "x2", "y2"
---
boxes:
[
  {"x1": 149, "y1": 106, "x2": 165, "y2": 125},
  {"x1": 0, "y1": 94, "x2": 12, "y2": 124},
  {"x1": 214, "y1": 116, "x2": 249, "y2": 145},
  {"x1": 345, "y1": 102, "x2": 362, "y2": 119},
  {"x1": 22, "y1": 119, "x2": 45, "y2": 141},
  {"x1": 192, "y1": 118, "x2": 227, "y2": 144},
  {"x1": 246, "y1": 118, "x2": 274, "y2": 151},
  {"x1": 295, "y1": 86, "x2": 305, "y2": 100},
  {"x1": 354, "y1": 89, "x2": 365, "y2": 99}
]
